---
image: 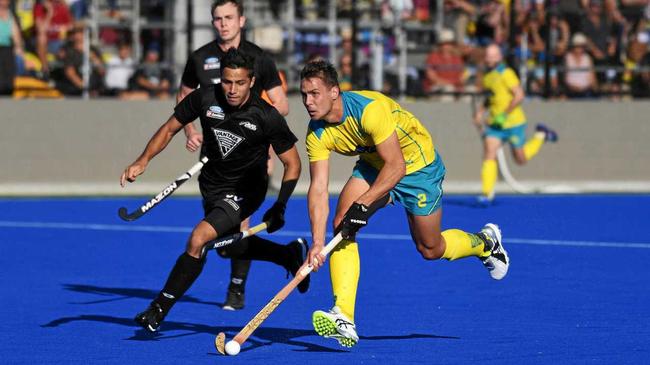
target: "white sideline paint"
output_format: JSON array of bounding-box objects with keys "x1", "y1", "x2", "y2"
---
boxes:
[{"x1": 1, "y1": 221, "x2": 649, "y2": 249}]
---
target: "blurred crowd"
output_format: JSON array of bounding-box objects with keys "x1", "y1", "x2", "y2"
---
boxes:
[
  {"x1": 1, "y1": 0, "x2": 649, "y2": 99},
  {"x1": 0, "y1": 0, "x2": 173, "y2": 99},
  {"x1": 292, "y1": 0, "x2": 650, "y2": 99}
]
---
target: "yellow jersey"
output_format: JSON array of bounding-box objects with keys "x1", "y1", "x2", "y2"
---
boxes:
[
  {"x1": 483, "y1": 64, "x2": 526, "y2": 129},
  {"x1": 306, "y1": 91, "x2": 436, "y2": 175}
]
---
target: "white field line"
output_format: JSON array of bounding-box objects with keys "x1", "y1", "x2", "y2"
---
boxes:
[{"x1": 1, "y1": 220, "x2": 649, "y2": 249}]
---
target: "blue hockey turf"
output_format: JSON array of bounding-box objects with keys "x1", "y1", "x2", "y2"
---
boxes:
[{"x1": 1, "y1": 195, "x2": 648, "y2": 364}]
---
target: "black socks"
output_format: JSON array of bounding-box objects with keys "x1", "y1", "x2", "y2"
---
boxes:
[{"x1": 154, "y1": 252, "x2": 205, "y2": 314}]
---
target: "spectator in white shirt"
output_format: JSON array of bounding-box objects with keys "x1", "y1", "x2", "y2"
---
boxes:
[{"x1": 103, "y1": 42, "x2": 135, "y2": 97}]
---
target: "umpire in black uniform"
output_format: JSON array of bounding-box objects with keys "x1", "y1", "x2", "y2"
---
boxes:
[
  {"x1": 177, "y1": 0, "x2": 289, "y2": 310},
  {"x1": 121, "y1": 48, "x2": 309, "y2": 332}
]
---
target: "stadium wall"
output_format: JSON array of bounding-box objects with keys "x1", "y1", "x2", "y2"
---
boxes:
[{"x1": 1, "y1": 98, "x2": 649, "y2": 196}]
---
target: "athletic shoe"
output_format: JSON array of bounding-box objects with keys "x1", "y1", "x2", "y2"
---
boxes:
[
  {"x1": 286, "y1": 238, "x2": 310, "y2": 294},
  {"x1": 479, "y1": 223, "x2": 509, "y2": 280},
  {"x1": 535, "y1": 123, "x2": 558, "y2": 143},
  {"x1": 134, "y1": 302, "x2": 165, "y2": 332},
  {"x1": 312, "y1": 306, "x2": 359, "y2": 348},
  {"x1": 477, "y1": 192, "x2": 495, "y2": 206},
  {"x1": 222, "y1": 288, "x2": 245, "y2": 311}
]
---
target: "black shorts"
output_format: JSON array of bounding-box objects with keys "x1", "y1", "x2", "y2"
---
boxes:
[{"x1": 199, "y1": 178, "x2": 268, "y2": 236}]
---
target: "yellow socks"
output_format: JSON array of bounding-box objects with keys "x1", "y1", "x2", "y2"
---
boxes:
[
  {"x1": 329, "y1": 239, "x2": 360, "y2": 321},
  {"x1": 481, "y1": 159, "x2": 498, "y2": 197},
  {"x1": 523, "y1": 132, "x2": 545, "y2": 161},
  {"x1": 441, "y1": 229, "x2": 490, "y2": 260}
]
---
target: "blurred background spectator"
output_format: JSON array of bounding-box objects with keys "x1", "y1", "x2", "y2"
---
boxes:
[
  {"x1": 628, "y1": 31, "x2": 650, "y2": 97},
  {"x1": 423, "y1": 28, "x2": 465, "y2": 100},
  {"x1": 442, "y1": 0, "x2": 476, "y2": 49},
  {"x1": 130, "y1": 47, "x2": 173, "y2": 99},
  {"x1": 563, "y1": 32, "x2": 598, "y2": 98},
  {"x1": 34, "y1": 0, "x2": 72, "y2": 76},
  {"x1": 0, "y1": 0, "x2": 23, "y2": 95},
  {"x1": 103, "y1": 41, "x2": 135, "y2": 98},
  {"x1": 53, "y1": 25, "x2": 104, "y2": 96}
]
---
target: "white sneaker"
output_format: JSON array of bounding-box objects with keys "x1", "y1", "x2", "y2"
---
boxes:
[
  {"x1": 312, "y1": 306, "x2": 359, "y2": 348},
  {"x1": 479, "y1": 223, "x2": 509, "y2": 280}
]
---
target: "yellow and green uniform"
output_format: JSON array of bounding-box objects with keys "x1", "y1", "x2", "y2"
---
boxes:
[
  {"x1": 306, "y1": 91, "x2": 491, "y2": 321},
  {"x1": 306, "y1": 90, "x2": 444, "y2": 216},
  {"x1": 480, "y1": 63, "x2": 545, "y2": 197},
  {"x1": 483, "y1": 63, "x2": 526, "y2": 131}
]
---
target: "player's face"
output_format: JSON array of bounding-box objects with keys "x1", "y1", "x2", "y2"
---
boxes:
[
  {"x1": 221, "y1": 67, "x2": 255, "y2": 107},
  {"x1": 484, "y1": 45, "x2": 502, "y2": 69},
  {"x1": 213, "y1": 3, "x2": 246, "y2": 43},
  {"x1": 300, "y1": 77, "x2": 338, "y2": 121}
]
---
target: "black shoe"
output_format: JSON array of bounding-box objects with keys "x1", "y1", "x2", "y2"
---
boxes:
[
  {"x1": 286, "y1": 238, "x2": 310, "y2": 294},
  {"x1": 222, "y1": 289, "x2": 244, "y2": 311},
  {"x1": 134, "y1": 302, "x2": 165, "y2": 332}
]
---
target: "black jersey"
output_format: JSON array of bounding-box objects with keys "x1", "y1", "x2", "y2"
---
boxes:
[
  {"x1": 180, "y1": 40, "x2": 282, "y2": 96},
  {"x1": 174, "y1": 86, "x2": 297, "y2": 189}
]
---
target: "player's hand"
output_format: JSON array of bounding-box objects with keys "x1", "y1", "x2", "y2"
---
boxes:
[
  {"x1": 492, "y1": 112, "x2": 507, "y2": 127},
  {"x1": 262, "y1": 202, "x2": 286, "y2": 233},
  {"x1": 308, "y1": 241, "x2": 326, "y2": 272},
  {"x1": 120, "y1": 161, "x2": 147, "y2": 187},
  {"x1": 336, "y1": 202, "x2": 370, "y2": 239},
  {"x1": 185, "y1": 132, "x2": 203, "y2": 152}
]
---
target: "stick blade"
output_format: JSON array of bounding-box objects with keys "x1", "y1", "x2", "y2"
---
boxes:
[
  {"x1": 215, "y1": 332, "x2": 226, "y2": 355},
  {"x1": 117, "y1": 207, "x2": 139, "y2": 221}
]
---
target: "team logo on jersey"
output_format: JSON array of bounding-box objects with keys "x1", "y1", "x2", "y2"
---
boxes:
[
  {"x1": 212, "y1": 128, "x2": 245, "y2": 158},
  {"x1": 203, "y1": 57, "x2": 220, "y2": 70},
  {"x1": 239, "y1": 121, "x2": 257, "y2": 131},
  {"x1": 206, "y1": 106, "x2": 225, "y2": 120}
]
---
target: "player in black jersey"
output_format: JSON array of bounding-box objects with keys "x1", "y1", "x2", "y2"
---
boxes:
[
  {"x1": 120, "y1": 48, "x2": 309, "y2": 333},
  {"x1": 177, "y1": 0, "x2": 289, "y2": 310}
]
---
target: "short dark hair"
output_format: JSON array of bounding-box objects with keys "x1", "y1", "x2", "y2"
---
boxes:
[
  {"x1": 211, "y1": 0, "x2": 244, "y2": 18},
  {"x1": 300, "y1": 60, "x2": 339, "y2": 88},
  {"x1": 221, "y1": 48, "x2": 255, "y2": 78}
]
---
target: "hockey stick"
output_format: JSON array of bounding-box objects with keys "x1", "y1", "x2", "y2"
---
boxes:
[
  {"x1": 215, "y1": 232, "x2": 345, "y2": 355},
  {"x1": 200, "y1": 222, "x2": 269, "y2": 258},
  {"x1": 118, "y1": 156, "x2": 209, "y2": 221},
  {"x1": 495, "y1": 147, "x2": 535, "y2": 194}
]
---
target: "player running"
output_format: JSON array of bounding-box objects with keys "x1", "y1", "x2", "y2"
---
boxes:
[
  {"x1": 177, "y1": 0, "x2": 290, "y2": 311},
  {"x1": 300, "y1": 60, "x2": 509, "y2": 348},
  {"x1": 473, "y1": 44, "x2": 558, "y2": 203},
  {"x1": 120, "y1": 49, "x2": 309, "y2": 332}
]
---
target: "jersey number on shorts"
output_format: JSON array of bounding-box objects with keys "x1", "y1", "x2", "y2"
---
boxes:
[{"x1": 417, "y1": 194, "x2": 427, "y2": 208}]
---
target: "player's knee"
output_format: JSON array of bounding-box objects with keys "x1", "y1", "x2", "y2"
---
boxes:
[
  {"x1": 514, "y1": 155, "x2": 527, "y2": 165},
  {"x1": 187, "y1": 230, "x2": 211, "y2": 253}
]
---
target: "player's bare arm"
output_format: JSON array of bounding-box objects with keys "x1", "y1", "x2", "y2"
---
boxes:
[
  {"x1": 307, "y1": 159, "x2": 330, "y2": 271},
  {"x1": 354, "y1": 132, "x2": 405, "y2": 207},
  {"x1": 265, "y1": 85, "x2": 289, "y2": 116},
  {"x1": 120, "y1": 115, "x2": 184, "y2": 187},
  {"x1": 276, "y1": 145, "x2": 301, "y2": 183},
  {"x1": 505, "y1": 84, "x2": 525, "y2": 114},
  {"x1": 473, "y1": 102, "x2": 486, "y2": 131}
]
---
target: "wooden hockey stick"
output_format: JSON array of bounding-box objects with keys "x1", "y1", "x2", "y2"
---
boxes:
[{"x1": 215, "y1": 232, "x2": 345, "y2": 355}]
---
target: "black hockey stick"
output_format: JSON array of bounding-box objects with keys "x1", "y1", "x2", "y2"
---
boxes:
[
  {"x1": 118, "y1": 156, "x2": 209, "y2": 221},
  {"x1": 200, "y1": 222, "x2": 269, "y2": 258}
]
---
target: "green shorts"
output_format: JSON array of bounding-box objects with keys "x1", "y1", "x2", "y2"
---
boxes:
[
  {"x1": 484, "y1": 123, "x2": 528, "y2": 148},
  {"x1": 352, "y1": 152, "x2": 446, "y2": 216}
]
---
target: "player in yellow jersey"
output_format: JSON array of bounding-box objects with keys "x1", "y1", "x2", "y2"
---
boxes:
[
  {"x1": 474, "y1": 44, "x2": 558, "y2": 203},
  {"x1": 299, "y1": 60, "x2": 510, "y2": 348}
]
